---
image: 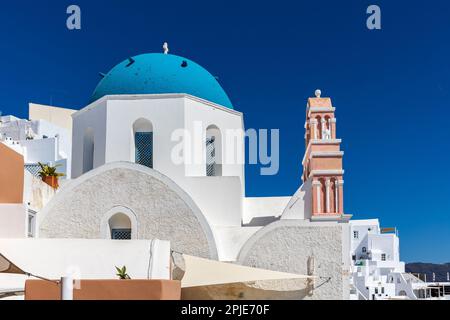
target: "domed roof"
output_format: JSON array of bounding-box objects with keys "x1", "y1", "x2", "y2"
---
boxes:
[{"x1": 90, "y1": 53, "x2": 233, "y2": 109}]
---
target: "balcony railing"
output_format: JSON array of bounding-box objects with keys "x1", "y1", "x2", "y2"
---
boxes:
[{"x1": 380, "y1": 227, "x2": 397, "y2": 234}]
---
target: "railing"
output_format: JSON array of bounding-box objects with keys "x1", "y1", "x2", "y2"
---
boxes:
[{"x1": 380, "y1": 227, "x2": 398, "y2": 236}]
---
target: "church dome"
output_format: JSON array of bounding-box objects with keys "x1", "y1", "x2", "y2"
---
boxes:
[{"x1": 90, "y1": 53, "x2": 233, "y2": 109}]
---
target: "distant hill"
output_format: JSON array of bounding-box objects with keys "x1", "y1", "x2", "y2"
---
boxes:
[{"x1": 406, "y1": 263, "x2": 450, "y2": 282}]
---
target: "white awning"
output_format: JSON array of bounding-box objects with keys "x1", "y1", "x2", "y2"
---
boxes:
[
  {"x1": 0, "y1": 253, "x2": 25, "y2": 275},
  {"x1": 180, "y1": 255, "x2": 315, "y2": 288}
]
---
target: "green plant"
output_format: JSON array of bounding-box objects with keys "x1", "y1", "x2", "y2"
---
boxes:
[
  {"x1": 115, "y1": 265, "x2": 131, "y2": 280},
  {"x1": 37, "y1": 162, "x2": 65, "y2": 178}
]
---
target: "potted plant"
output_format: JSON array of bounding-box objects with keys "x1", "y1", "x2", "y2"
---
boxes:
[
  {"x1": 38, "y1": 162, "x2": 65, "y2": 189},
  {"x1": 115, "y1": 266, "x2": 131, "y2": 280}
]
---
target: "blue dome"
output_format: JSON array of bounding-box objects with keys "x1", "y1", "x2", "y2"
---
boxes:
[{"x1": 91, "y1": 53, "x2": 233, "y2": 109}]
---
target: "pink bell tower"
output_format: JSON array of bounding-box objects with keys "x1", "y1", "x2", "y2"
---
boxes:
[{"x1": 302, "y1": 90, "x2": 350, "y2": 221}]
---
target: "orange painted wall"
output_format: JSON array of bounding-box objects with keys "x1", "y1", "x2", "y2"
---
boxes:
[
  {"x1": 311, "y1": 157, "x2": 342, "y2": 171},
  {"x1": 311, "y1": 144, "x2": 340, "y2": 152},
  {"x1": 25, "y1": 279, "x2": 181, "y2": 300},
  {"x1": 0, "y1": 143, "x2": 24, "y2": 203}
]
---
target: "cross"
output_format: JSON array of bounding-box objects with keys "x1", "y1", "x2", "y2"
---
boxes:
[{"x1": 163, "y1": 42, "x2": 169, "y2": 54}]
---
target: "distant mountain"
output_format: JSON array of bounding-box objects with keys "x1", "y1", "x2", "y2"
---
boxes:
[{"x1": 406, "y1": 263, "x2": 450, "y2": 282}]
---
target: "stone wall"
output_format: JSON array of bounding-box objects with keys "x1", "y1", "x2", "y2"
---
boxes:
[
  {"x1": 39, "y1": 162, "x2": 217, "y2": 259},
  {"x1": 238, "y1": 220, "x2": 349, "y2": 300}
]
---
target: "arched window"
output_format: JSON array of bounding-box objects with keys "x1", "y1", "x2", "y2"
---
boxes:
[
  {"x1": 206, "y1": 125, "x2": 222, "y2": 176},
  {"x1": 133, "y1": 118, "x2": 153, "y2": 168},
  {"x1": 315, "y1": 116, "x2": 322, "y2": 139},
  {"x1": 100, "y1": 206, "x2": 137, "y2": 240},
  {"x1": 329, "y1": 178, "x2": 336, "y2": 213},
  {"x1": 319, "y1": 178, "x2": 326, "y2": 213},
  {"x1": 362, "y1": 247, "x2": 367, "y2": 253},
  {"x1": 83, "y1": 128, "x2": 94, "y2": 173},
  {"x1": 323, "y1": 116, "x2": 331, "y2": 139},
  {"x1": 109, "y1": 213, "x2": 132, "y2": 240}
]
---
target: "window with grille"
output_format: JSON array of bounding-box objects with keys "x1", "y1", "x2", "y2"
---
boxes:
[
  {"x1": 206, "y1": 136, "x2": 216, "y2": 176},
  {"x1": 135, "y1": 132, "x2": 153, "y2": 168},
  {"x1": 25, "y1": 164, "x2": 42, "y2": 178},
  {"x1": 111, "y1": 229, "x2": 131, "y2": 240},
  {"x1": 381, "y1": 253, "x2": 386, "y2": 261}
]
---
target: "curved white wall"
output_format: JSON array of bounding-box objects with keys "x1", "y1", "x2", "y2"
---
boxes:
[
  {"x1": 39, "y1": 162, "x2": 218, "y2": 259},
  {"x1": 238, "y1": 220, "x2": 350, "y2": 300}
]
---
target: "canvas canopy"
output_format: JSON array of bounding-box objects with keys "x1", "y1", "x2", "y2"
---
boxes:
[
  {"x1": 180, "y1": 254, "x2": 315, "y2": 288},
  {"x1": 0, "y1": 254, "x2": 25, "y2": 275}
]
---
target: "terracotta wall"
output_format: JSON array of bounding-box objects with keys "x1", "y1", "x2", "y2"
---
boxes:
[
  {"x1": 311, "y1": 157, "x2": 342, "y2": 171},
  {"x1": 25, "y1": 279, "x2": 181, "y2": 300},
  {"x1": 0, "y1": 143, "x2": 24, "y2": 203}
]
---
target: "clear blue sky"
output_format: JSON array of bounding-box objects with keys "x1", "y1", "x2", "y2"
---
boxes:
[{"x1": 0, "y1": 0, "x2": 449, "y2": 263}]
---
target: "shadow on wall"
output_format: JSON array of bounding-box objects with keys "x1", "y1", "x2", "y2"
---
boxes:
[{"x1": 245, "y1": 216, "x2": 280, "y2": 227}]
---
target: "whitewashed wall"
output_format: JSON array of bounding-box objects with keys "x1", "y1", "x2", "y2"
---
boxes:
[
  {"x1": 0, "y1": 204, "x2": 27, "y2": 238},
  {"x1": 183, "y1": 176, "x2": 242, "y2": 227},
  {"x1": 349, "y1": 219, "x2": 380, "y2": 260},
  {"x1": 238, "y1": 220, "x2": 351, "y2": 300},
  {"x1": 20, "y1": 138, "x2": 56, "y2": 164},
  {"x1": 0, "y1": 116, "x2": 72, "y2": 177},
  {"x1": 368, "y1": 234, "x2": 399, "y2": 262},
  {"x1": 71, "y1": 94, "x2": 245, "y2": 228},
  {"x1": 281, "y1": 180, "x2": 312, "y2": 220},
  {"x1": 71, "y1": 100, "x2": 107, "y2": 178},
  {"x1": 183, "y1": 98, "x2": 245, "y2": 185},
  {"x1": 23, "y1": 171, "x2": 55, "y2": 211},
  {"x1": 243, "y1": 196, "x2": 290, "y2": 225},
  {"x1": 0, "y1": 238, "x2": 171, "y2": 295}
]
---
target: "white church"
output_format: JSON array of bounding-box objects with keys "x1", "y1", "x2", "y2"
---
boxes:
[{"x1": 0, "y1": 46, "x2": 430, "y2": 300}]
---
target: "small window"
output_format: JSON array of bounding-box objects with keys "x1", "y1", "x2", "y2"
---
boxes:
[
  {"x1": 108, "y1": 212, "x2": 132, "y2": 240},
  {"x1": 133, "y1": 118, "x2": 153, "y2": 169},
  {"x1": 206, "y1": 136, "x2": 216, "y2": 176},
  {"x1": 381, "y1": 287, "x2": 385, "y2": 294},
  {"x1": 135, "y1": 132, "x2": 153, "y2": 168},
  {"x1": 27, "y1": 210, "x2": 36, "y2": 238},
  {"x1": 205, "y1": 125, "x2": 222, "y2": 176},
  {"x1": 353, "y1": 231, "x2": 359, "y2": 239},
  {"x1": 362, "y1": 247, "x2": 367, "y2": 253},
  {"x1": 111, "y1": 229, "x2": 131, "y2": 240},
  {"x1": 381, "y1": 253, "x2": 386, "y2": 261},
  {"x1": 375, "y1": 288, "x2": 378, "y2": 294}
]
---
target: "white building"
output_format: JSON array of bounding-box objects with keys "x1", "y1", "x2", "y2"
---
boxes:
[
  {"x1": 0, "y1": 103, "x2": 74, "y2": 178},
  {"x1": 0, "y1": 104, "x2": 76, "y2": 240},
  {"x1": 348, "y1": 219, "x2": 443, "y2": 300}
]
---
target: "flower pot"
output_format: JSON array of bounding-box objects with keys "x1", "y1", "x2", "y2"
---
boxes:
[{"x1": 43, "y1": 176, "x2": 59, "y2": 189}]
